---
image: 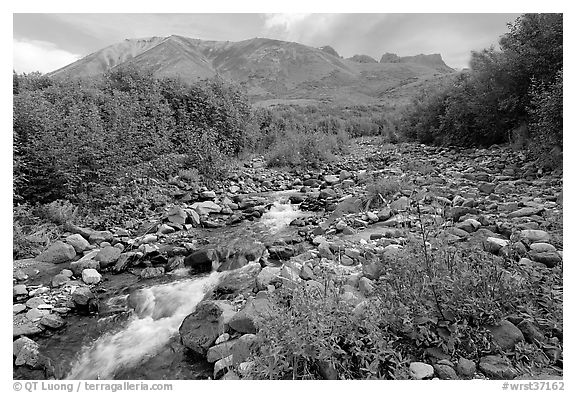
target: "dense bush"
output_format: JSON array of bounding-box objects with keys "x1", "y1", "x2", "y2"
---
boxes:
[
  {"x1": 397, "y1": 13, "x2": 562, "y2": 167},
  {"x1": 528, "y1": 69, "x2": 563, "y2": 169},
  {"x1": 13, "y1": 67, "x2": 253, "y2": 212}
]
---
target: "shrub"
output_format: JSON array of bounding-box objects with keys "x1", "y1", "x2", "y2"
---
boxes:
[
  {"x1": 266, "y1": 130, "x2": 347, "y2": 169},
  {"x1": 362, "y1": 176, "x2": 407, "y2": 210},
  {"x1": 245, "y1": 282, "x2": 408, "y2": 380}
]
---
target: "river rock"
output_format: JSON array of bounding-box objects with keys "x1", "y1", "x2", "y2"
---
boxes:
[
  {"x1": 483, "y1": 237, "x2": 510, "y2": 254},
  {"x1": 214, "y1": 355, "x2": 234, "y2": 379},
  {"x1": 530, "y1": 243, "x2": 557, "y2": 253},
  {"x1": 217, "y1": 262, "x2": 261, "y2": 294},
  {"x1": 51, "y1": 274, "x2": 70, "y2": 288},
  {"x1": 409, "y1": 362, "x2": 434, "y2": 379},
  {"x1": 88, "y1": 230, "x2": 114, "y2": 244},
  {"x1": 517, "y1": 320, "x2": 545, "y2": 344},
  {"x1": 179, "y1": 300, "x2": 235, "y2": 356},
  {"x1": 528, "y1": 251, "x2": 562, "y2": 268},
  {"x1": 72, "y1": 286, "x2": 95, "y2": 306},
  {"x1": 456, "y1": 218, "x2": 481, "y2": 233},
  {"x1": 517, "y1": 229, "x2": 551, "y2": 245},
  {"x1": 256, "y1": 266, "x2": 281, "y2": 290},
  {"x1": 26, "y1": 297, "x2": 46, "y2": 309},
  {"x1": 456, "y1": 357, "x2": 476, "y2": 378},
  {"x1": 192, "y1": 201, "x2": 221, "y2": 215},
  {"x1": 69, "y1": 249, "x2": 101, "y2": 275},
  {"x1": 13, "y1": 336, "x2": 40, "y2": 367},
  {"x1": 13, "y1": 313, "x2": 44, "y2": 337},
  {"x1": 433, "y1": 364, "x2": 457, "y2": 380},
  {"x1": 140, "y1": 267, "x2": 165, "y2": 279},
  {"x1": 184, "y1": 249, "x2": 219, "y2": 272},
  {"x1": 166, "y1": 206, "x2": 187, "y2": 225},
  {"x1": 509, "y1": 207, "x2": 544, "y2": 218},
  {"x1": 39, "y1": 314, "x2": 66, "y2": 329},
  {"x1": 486, "y1": 319, "x2": 524, "y2": 350},
  {"x1": 95, "y1": 246, "x2": 122, "y2": 268},
  {"x1": 231, "y1": 334, "x2": 257, "y2": 364},
  {"x1": 13, "y1": 284, "x2": 28, "y2": 297},
  {"x1": 479, "y1": 355, "x2": 518, "y2": 379},
  {"x1": 14, "y1": 304, "x2": 26, "y2": 314},
  {"x1": 65, "y1": 234, "x2": 90, "y2": 253},
  {"x1": 229, "y1": 294, "x2": 274, "y2": 334},
  {"x1": 82, "y1": 269, "x2": 102, "y2": 285},
  {"x1": 217, "y1": 241, "x2": 268, "y2": 271},
  {"x1": 207, "y1": 339, "x2": 238, "y2": 363},
  {"x1": 26, "y1": 308, "x2": 48, "y2": 322},
  {"x1": 36, "y1": 241, "x2": 76, "y2": 264}
]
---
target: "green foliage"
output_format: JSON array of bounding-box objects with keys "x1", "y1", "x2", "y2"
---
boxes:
[
  {"x1": 362, "y1": 176, "x2": 409, "y2": 210},
  {"x1": 245, "y1": 283, "x2": 408, "y2": 380},
  {"x1": 397, "y1": 13, "x2": 562, "y2": 166},
  {"x1": 266, "y1": 130, "x2": 348, "y2": 169},
  {"x1": 13, "y1": 67, "x2": 253, "y2": 221},
  {"x1": 528, "y1": 69, "x2": 563, "y2": 169}
]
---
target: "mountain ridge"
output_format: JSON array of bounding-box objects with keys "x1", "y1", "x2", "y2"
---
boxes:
[{"x1": 50, "y1": 35, "x2": 455, "y2": 106}]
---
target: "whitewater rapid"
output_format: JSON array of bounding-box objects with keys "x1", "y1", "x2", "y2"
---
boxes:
[{"x1": 66, "y1": 271, "x2": 221, "y2": 379}]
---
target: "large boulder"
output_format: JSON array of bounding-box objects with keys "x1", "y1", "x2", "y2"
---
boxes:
[
  {"x1": 216, "y1": 262, "x2": 261, "y2": 295},
  {"x1": 36, "y1": 241, "x2": 76, "y2": 264},
  {"x1": 228, "y1": 293, "x2": 274, "y2": 334},
  {"x1": 179, "y1": 300, "x2": 235, "y2": 356}
]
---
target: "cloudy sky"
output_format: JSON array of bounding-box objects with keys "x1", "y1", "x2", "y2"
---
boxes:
[{"x1": 13, "y1": 13, "x2": 521, "y2": 73}]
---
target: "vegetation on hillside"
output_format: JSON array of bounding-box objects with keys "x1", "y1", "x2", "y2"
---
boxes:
[{"x1": 397, "y1": 14, "x2": 562, "y2": 168}]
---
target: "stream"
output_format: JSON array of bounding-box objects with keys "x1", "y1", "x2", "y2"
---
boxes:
[{"x1": 33, "y1": 193, "x2": 310, "y2": 380}]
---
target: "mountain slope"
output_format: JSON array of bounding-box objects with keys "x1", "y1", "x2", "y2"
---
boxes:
[{"x1": 50, "y1": 36, "x2": 454, "y2": 105}]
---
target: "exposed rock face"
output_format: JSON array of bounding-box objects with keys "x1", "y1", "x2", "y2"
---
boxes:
[
  {"x1": 318, "y1": 45, "x2": 340, "y2": 58},
  {"x1": 348, "y1": 54, "x2": 378, "y2": 63}
]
